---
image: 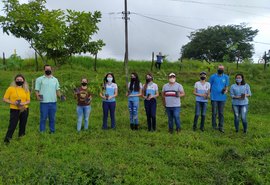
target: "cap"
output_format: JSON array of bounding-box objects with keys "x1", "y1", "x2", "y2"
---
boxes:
[
  {"x1": 200, "y1": 71, "x2": 207, "y2": 75},
  {"x1": 168, "y1": 73, "x2": 176, "y2": 77}
]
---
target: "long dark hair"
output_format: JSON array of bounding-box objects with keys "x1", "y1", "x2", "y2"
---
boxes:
[
  {"x1": 143, "y1": 73, "x2": 153, "y2": 96},
  {"x1": 103, "y1": 72, "x2": 116, "y2": 90},
  {"x1": 129, "y1": 72, "x2": 140, "y2": 92},
  {"x1": 235, "y1": 73, "x2": 246, "y2": 85}
]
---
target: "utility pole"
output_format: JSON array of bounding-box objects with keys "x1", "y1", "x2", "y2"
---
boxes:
[{"x1": 123, "y1": 0, "x2": 130, "y2": 86}]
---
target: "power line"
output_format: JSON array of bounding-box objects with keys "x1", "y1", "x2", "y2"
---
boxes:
[
  {"x1": 254, "y1": 41, "x2": 270, "y2": 45},
  {"x1": 132, "y1": 12, "x2": 196, "y2": 30},
  {"x1": 171, "y1": 0, "x2": 270, "y2": 10}
]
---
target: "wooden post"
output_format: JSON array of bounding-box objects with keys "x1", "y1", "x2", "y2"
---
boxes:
[
  {"x1": 151, "y1": 52, "x2": 154, "y2": 71},
  {"x1": 94, "y1": 53, "x2": 97, "y2": 72},
  {"x1": 35, "y1": 51, "x2": 38, "y2": 71},
  {"x1": 3, "y1": 52, "x2": 6, "y2": 71},
  {"x1": 263, "y1": 51, "x2": 267, "y2": 71}
]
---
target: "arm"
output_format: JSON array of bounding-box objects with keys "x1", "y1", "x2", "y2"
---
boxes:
[
  {"x1": 162, "y1": 91, "x2": 166, "y2": 107},
  {"x1": 3, "y1": 98, "x2": 16, "y2": 105}
]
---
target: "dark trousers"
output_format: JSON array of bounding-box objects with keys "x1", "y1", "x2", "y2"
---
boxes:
[
  {"x1": 211, "y1": 101, "x2": 225, "y2": 129},
  {"x1": 144, "y1": 99, "x2": 157, "y2": 131},
  {"x1": 155, "y1": 62, "x2": 161, "y2": 69},
  {"x1": 102, "y1": 101, "x2": 116, "y2": 129},
  {"x1": 5, "y1": 108, "x2": 29, "y2": 141},
  {"x1": 193, "y1": 101, "x2": 207, "y2": 130}
]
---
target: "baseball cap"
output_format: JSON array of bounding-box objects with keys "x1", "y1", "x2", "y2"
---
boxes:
[
  {"x1": 200, "y1": 71, "x2": 207, "y2": 75},
  {"x1": 168, "y1": 73, "x2": 176, "y2": 77}
]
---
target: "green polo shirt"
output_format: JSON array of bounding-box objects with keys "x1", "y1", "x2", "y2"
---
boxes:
[{"x1": 35, "y1": 75, "x2": 60, "y2": 103}]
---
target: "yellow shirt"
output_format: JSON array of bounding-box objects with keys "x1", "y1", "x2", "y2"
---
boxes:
[{"x1": 4, "y1": 86, "x2": 30, "y2": 110}]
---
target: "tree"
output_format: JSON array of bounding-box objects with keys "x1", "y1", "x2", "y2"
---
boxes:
[
  {"x1": 0, "y1": 0, "x2": 105, "y2": 64},
  {"x1": 181, "y1": 24, "x2": 258, "y2": 62}
]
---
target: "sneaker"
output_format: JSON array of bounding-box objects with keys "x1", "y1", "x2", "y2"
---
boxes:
[{"x1": 219, "y1": 128, "x2": 224, "y2": 133}]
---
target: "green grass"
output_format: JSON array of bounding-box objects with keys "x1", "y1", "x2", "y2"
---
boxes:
[{"x1": 0, "y1": 58, "x2": 270, "y2": 184}]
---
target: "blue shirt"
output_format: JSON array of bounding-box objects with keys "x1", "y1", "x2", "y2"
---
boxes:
[
  {"x1": 230, "y1": 83, "x2": 251, "y2": 105},
  {"x1": 142, "y1": 82, "x2": 158, "y2": 98},
  {"x1": 209, "y1": 73, "x2": 229, "y2": 101},
  {"x1": 103, "y1": 83, "x2": 117, "y2": 102},
  {"x1": 128, "y1": 82, "x2": 142, "y2": 102},
  {"x1": 156, "y1": 55, "x2": 163, "y2": 63}
]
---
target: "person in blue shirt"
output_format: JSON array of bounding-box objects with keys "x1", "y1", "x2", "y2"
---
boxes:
[
  {"x1": 99, "y1": 72, "x2": 118, "y2": 130},
  {"x1": 142, "y1": 73, "x2": 159, "y2": 132},
  {"x1": 155, "y1": 52, "x2": 164, "y2": 70},
  {"x1": 193, "y1": 71, "x2": 211, "y2": 132},
  {"x1": 126, "y1": 72, "x2": 142, "y2": 130},
  {"x1": 230, "y1": 74, "x2": 251, "y2": 133},
  {"x1": 209, "y1": 65, "x2": 229, "y2": 133}
]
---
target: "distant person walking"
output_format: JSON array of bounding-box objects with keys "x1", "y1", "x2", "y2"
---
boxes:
[
  {"x1": 3, "y1": 74, "x2": 30, "y2": 143},
  {"x1": 155, "y1": 52, "x2": 164, "y2": 70},
  {"x1": 74, "y1": 78, "x2": 92, "y2": 132},
  {"x1": 162, "y1": 73, "x2": 185, "y2": 134},
  {"x1": 35, "y1": 65, "x2": 64, "y2": 133},
  {"x1": 230, "y1": 74, "x2": 251, "y2": 133},
  {"x1": 126, "y1": 72, "x2": 142, "y2": 130},
  {"x1": 209, "y1": 65, "x2": 229, "y2": 133},
  {"x1": 142, "y1": 73, "x2": 159, "y2": 132},
  {"x1": 100, "y1": 72, "x2": 118, "y2": 129},
  {"x1": 193, "y1": 71, "x2": 211, "y2": 132}
]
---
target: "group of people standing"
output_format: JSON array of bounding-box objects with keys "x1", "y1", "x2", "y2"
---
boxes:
[{"x1": 2, "y1": 64, "x2": 251, "y2": 143}]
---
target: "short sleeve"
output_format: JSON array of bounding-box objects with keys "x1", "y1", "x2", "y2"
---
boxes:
[
  {"x1": 35, "y1": 77, "x2": 41, "y2": 91},
  {"x1": 246, "y1": 84, "x2": 252, "y2": 96},
  {"x1": 3, "y1": 87, "x2": 12, "y2": 99},
  {"x1": 55, "y1": 79, "x2": 60, "y2": 90},
  {"x1": 230, "y1": 85, "x2": 235, "y2": 97},
  {"x1": 194, "y1": 82, "x2": 198, "y2": 89},
  {"x1": 207, "y1": 82, "x2": 211, "y2": 90},
  {"x1": 155, "y1": 84, "x2": 158, "y2": 92},
  {"x1": 179, "y1": 84, "x2": 184, "y2": 92}
]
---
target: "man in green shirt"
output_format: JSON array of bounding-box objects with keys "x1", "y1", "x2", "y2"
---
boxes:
[{"x1": 35, "y1": 65, "x2": 63, "y2": 133}]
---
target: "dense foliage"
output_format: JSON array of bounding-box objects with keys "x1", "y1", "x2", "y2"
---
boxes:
[
  {"x1": 181, "y1": 24, "x2": 258, "y2": 62},
  {"x1": 0, "y1": 0, "x2": 105, "y2": 64}
]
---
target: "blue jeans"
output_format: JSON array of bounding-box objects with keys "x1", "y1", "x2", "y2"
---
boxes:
[
  {"x1": 77, "y1": 105, "x2": 91, "y2": 131},
  {"x1": 193, "y1": 101, "x2": 207, "y2": 129},
  {"x1": 166, "y1": 107, "x2": 181, "y2": 130},
  {"x1": 128, "y1": 101, "x2": 139, "y2": 125},
  {"x1": 102, "y1": 101, "x2": 116, "y2": 129},
  {"x1": 211, "y1": 101, "x2": 225, "y2": 129},
  {"x1": 40, "y1": 102, "x2": 57, "y2": 133},
  {"x1": 232, "y1": 105, "x2": 248, "y2": 132}
]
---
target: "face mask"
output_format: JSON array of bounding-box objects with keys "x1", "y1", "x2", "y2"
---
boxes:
[
  {"x1": 107, "y1": 77, "x2": 113, "y2": 82},
  {"x1": 16, "y1": 81, "x2": 24, "y2": 86},
  {"x1": 200, "y1": 77, "x2": 206, "y2": 80},
  {"x1": 45, "y1": 70, "x2": 52, "y2": 75},
  {"x1": 146, "y1": 78, "x2": 152, "y2": 83},
  {"x1": 81, "y1": 82, "x2": 87, "y2": 86},
  {"x1": 236, "y1": 79, "x2": 242, "y2": 83},
  {"x1": 217, "y1": 69, "x2": 224, "y2": 74},
  {"x1": 169, "y1": 78, "x2": 175, "y2": 83}
]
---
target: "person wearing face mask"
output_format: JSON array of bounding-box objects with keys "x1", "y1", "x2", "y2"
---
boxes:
[
  {"x1": 209, "y1": 65, "x2": 230, "y2": 133},
  {"x1": 126, "y1": 72, "x2": 142, "y2": 130},
  {"x1": 99, "y1": 72, "x2": 118, "y2": 129},
  {"x1": 230, "y1": 74, "x2": 251, "y2": 133},
  {"x1": 35, "y1": 65, "x2": 63, "y2": 133},
  {"x1": 193, "y1": 72, "x2": 211, "y2": 132},
  {"x1": 3, "y1": 74, "x2": 30, "y2": 143},
  {"x1": 74, "y1": 78, "x2": 92, "y2": 132},
  {"x1": 142, "y1": 73, "x2": 159, "y2": 131},
  {"x1": 162, "y1": 73, "x2": 185, "y2": 134}
]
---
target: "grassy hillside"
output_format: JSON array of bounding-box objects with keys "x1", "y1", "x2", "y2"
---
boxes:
[{"x1": 0, "y1": 57, "x2": 270, "y2": 184}]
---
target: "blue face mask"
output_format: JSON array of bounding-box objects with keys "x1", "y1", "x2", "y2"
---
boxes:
[{"x1": 236, "y1": 79, "x2": 242, "y2": 83}]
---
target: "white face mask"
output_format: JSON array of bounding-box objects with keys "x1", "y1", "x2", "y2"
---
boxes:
[
  {"x1": 169, "y1": 78, "x2": 176, "y2": 83},
  {"x1": 107, "y1": 77, "x2": 113, "y2": 82}
]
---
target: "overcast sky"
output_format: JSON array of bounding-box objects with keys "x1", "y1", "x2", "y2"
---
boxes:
[{"x1": 1, "y1": 0, "x2": 270, "y2": 62}]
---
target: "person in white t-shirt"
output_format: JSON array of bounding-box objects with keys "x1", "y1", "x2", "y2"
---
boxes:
[{"x1": 193, "y1": 71, "x2": 211, "y2": 131}]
